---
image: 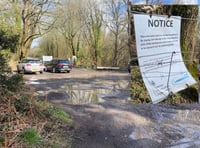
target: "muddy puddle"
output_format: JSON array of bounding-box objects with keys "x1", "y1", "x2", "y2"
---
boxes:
[
  {"x1": 35, "y1": 79, "x2": 130, "y2": 105},
  {"x1": 64, "y1": 84, "x2": 111, "y2": 104},
  {"x1": 63, "y1": 80, "x2": 130, "y2": 104}
]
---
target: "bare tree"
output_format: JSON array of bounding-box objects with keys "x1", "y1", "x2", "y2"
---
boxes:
[
  {"x1": 82, "y1": 0, "x2": 103, "y2": 67},
  {"x1": 56, "y1": 0, "x2": 84, "y2": 64},
  {"x1": 18, "y1": 0, "x2": 58, "y2": 60},
  {"x1": 103, "y1": 0, "x2": 128, "y2": 66},
  {"x1": 39, "y1": 29, "x2": 67, "y2": 58}
]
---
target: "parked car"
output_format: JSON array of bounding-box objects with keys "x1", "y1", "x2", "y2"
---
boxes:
[
  {"x1": 17, "y1": 58, "x2": 44, "y2": 74},
  {"x1": 45, "y1": 58, "x2": 72, "y2": 73},
  {"x1": 128, "y1": 58, "x2": 138, "y2": 73}
]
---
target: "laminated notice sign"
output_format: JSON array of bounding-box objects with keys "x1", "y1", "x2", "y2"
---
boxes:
[{"x1": 133, "y1": 14, "x2": 196, "y2": 103}]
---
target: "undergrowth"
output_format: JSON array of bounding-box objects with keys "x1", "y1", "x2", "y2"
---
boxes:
[
  {"x1": 130, "y1": 68, "x2": 198, "y2": 104},
  {"x1": 0, "y1": 53, "x2": 74, "y2": 147},
  {"x1": 0, "y1": 85, "x2": 74, "y2": 148}
]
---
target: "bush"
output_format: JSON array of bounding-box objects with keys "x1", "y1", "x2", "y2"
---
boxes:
[{"x1": 0, "y1": 52, "x2": 23, "y2": 94}]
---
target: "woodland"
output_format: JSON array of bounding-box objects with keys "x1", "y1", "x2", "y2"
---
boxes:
[
  {"x1": 0, "y1": 0, "x2": 132, "y2": 69},
  {"x1": 0, "y1": 0, "x2": 199, "y2": 147}
]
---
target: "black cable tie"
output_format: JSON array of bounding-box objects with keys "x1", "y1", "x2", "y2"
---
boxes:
[{"x1": 149, "y1": 12, "x2": 152, "y2": 18}]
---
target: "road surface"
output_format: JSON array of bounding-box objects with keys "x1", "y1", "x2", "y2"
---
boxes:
[{"x1": 24, "y1": 68, "x2": 200, "y2": 148}]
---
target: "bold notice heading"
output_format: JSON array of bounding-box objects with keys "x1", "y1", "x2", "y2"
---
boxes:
[{"x1": 148, "y1": 19, "x2": 173, "y2": 27}]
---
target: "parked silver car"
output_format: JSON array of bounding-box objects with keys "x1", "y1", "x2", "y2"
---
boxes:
[{"x1": 17, "y1": 58, "x2": 44, "y2": 74}]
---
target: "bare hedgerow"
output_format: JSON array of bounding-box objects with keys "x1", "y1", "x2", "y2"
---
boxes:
[{"x1": 130, "y1": 67, "x2": 151, "y2": 104}]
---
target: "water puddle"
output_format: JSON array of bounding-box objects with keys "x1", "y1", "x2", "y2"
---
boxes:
[
  {"x1": 64, "y1": 84, "x2": 112, "y2": 104},
  {"x1": 64, "y1": 81, "x2": 130, "y2": 105},
  {"x1": 35, "y1": 79, "x2": 130, "y2": 105}
]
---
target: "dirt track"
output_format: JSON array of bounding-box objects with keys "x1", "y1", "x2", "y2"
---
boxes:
[{"x1": 24, "y1": 68, "x2": 200, "y2": 148}]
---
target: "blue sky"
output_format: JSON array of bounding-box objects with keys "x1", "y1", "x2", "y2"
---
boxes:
[{"x1": 132, "y1": 0, "x2": 199, "y2": 4}]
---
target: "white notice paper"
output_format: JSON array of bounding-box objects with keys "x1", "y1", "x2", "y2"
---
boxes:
[{"x1": 133, "y1": 14, "x2": 196, "y2": 103}]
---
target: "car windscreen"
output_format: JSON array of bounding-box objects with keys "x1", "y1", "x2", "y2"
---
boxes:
[
  {"x1": 58, "y1": 60, "x2": 70, "y2": 64},
  {"x1": 27, "y1": 60, "x2": 41, "y2": 63}
]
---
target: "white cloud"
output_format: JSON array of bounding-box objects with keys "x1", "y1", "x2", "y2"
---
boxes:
[
  {"x1": 173, "y1": 0, "x2": 198, "y2": 4},
  {"x1": 131, "y1": 0, "x2": 146, "y2": 4}
]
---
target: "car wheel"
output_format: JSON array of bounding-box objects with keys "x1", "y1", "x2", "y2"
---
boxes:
[
  {"x1": 40, "y1": 71, "x2": 43, "y2": 74},
  {"x1": 67, "y1": 71, "x2": 70, "y2": 73}
]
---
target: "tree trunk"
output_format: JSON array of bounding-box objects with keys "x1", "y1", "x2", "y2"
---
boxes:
[{"x1": 113, "y1": 34, "x2": 119, "y2": 66}]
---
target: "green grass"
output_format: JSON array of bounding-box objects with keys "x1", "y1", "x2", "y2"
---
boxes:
[
  {"x1": 18, "y1": 128, "x2": 42, "y2": 146},
  {"x1": 53, "y1": 108, "x2": 73, "y2": 124}
]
